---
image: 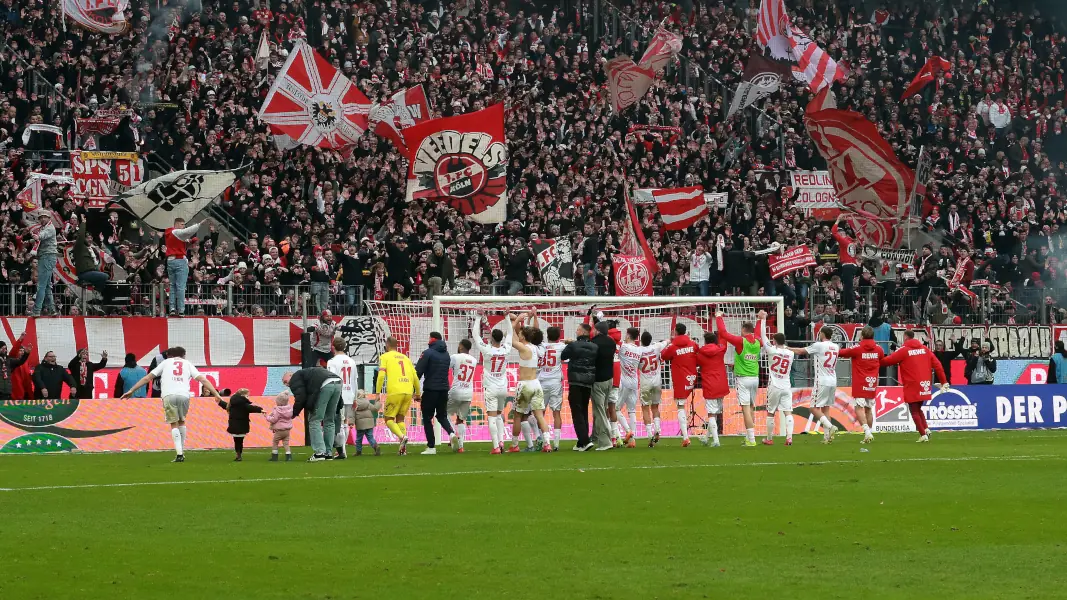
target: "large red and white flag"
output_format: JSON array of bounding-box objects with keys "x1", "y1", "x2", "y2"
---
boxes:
[
  {"x1": 787, "y1": 27, "x2": 847, "y2": 93},
  {"x1": 258, "y1": 40, "x2": 371, "y2": 150},
  {"x1": 636, "y1": 186, "x2": 708, "y2": 230},
  {"x1": 369, "y1": 85, "x2": 432, "y2": 158},
  {"x1": 900, "y1": 56, "x2": 952, "y2": 100},
  {"x1": 615, "y1": 181, "x2": 658, "y2": 296},
  {"x1": 638, "y1": 26, "x2": 683, "y2": 74},
  {"x1": 805, "y1": 87, "x2": 915, "y2": 248},
  {"x1": 63, "y1": 0, "x2": 129, "y2": 34},
  {"x1": 606, "y1": 56, "x2": 656, "y2": 113},
  {"x1": 404, "y1": 103, "x2": 508, "y2": 224},
  {"x1": 756, "y1": 0, "x2": 791, "y2": 56}
]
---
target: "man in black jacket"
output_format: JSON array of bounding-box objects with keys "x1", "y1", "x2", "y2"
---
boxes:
[
  {"x1": 561, "y1": 323, "x2": 597, "y2": 450},
  {"x1": 337, "y1": 240, "x2": 371, "y2": 311},
  {"x1": 590, "y1": 321, "x2": 617, "y2": 450},
  {"x1": 415, "y1": 332, "x2": 455, "y2": 454},
  {"x1": 0, "y1": 342, "x2": 31, "y2": 400},
  {"x1": 68, "y1": 348, "x2": 108, "y2": 399},
  {"x1": 426, "y1": 243, "x2": 455, "y2": 300},
  {"x1": 33, "y1": 351, "x2": 78, "y2": 399},
  {"x1": 965, "y1": 340, "x2": 997, "y2": 385},
  {"x1": 282, "y1": 366, "x2": 342, "y2": 462}
]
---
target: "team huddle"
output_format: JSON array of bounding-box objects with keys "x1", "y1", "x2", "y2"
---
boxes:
[{"x1": 372, "y1": 309, "x2": 953, "y2": 456}]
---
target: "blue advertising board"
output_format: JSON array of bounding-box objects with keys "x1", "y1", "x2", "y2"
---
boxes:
[{"x1": 925, "y1": 385, "x2": 1067, "y2": 430}]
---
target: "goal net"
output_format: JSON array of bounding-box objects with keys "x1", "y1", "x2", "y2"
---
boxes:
[{"x1": 363, "y1": 296, "x2": 784, "y2": 443}]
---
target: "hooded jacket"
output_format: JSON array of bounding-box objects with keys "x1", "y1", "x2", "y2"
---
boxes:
[
  {"x1": 838, "y1": 338, "x2": 884, "y2": 399},
  {"x1": 880, "y1": 338, "x2": 947, "y2": 403},
  {"x1": 354, "y1": 394, "x2": 381, "y2": 430},
  {"x1": 561, "y1": 335, "x2": 598, "y2": 388},
  {"x1": 217, "y1": 393, "x2": 264, "y2": 435},
  {"x1": 415, "y1": 339, "x2": 451, "y2": 391}
]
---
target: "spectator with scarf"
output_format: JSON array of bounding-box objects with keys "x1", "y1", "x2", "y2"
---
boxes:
[{"x1": 67, "y1": 348, "x2": 108, "y2": 399}]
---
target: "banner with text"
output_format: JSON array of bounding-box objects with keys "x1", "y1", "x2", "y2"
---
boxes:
[
  {"x1": 790, "y1": 170, "x2": 839, "y2": 209},
  {"x1": 768, "y1": 245, "x2": 816, "y2": 279}
]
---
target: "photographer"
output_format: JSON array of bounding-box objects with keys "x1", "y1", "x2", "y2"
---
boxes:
[{"x1": 964, "y1": 339, "x2": 997, "y2": 386}]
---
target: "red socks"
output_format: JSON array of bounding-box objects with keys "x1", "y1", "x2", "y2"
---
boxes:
[{"x1": 908, "y1": 402, "x2": 928, "y2": 435}]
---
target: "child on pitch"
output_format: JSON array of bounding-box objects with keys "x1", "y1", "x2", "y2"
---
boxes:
[
  {"x1": 353, "y1": 390, "x2": 382, "y2": 456},
  {"x1": 216, "y1": 388, "x2": 264, "y2": 462},
  {"x1": 266, "y1": 391, "x2": 295, "y2": 461}
]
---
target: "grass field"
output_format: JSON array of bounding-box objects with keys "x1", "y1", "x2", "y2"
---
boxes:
[{"x1": 1, "y1": 431, "x2": 1066, "y2": 600}]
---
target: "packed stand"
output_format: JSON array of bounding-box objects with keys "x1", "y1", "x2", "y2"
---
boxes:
[{"x1": 0, "y1": 0, "x2": 1066, "y2": 326}]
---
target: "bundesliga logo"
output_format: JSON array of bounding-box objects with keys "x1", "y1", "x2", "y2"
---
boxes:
[{"x1": 412, "y1": 130, "x2": 507, "y2": 215}]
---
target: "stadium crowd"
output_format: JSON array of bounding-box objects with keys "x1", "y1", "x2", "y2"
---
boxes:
[{"x1": 1, "y1": 0, "x2": 1067, "y2": 326}]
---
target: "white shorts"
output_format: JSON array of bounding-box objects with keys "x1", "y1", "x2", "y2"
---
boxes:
[
  {"x1": 640, "y1": 386, "x2": 662, "y2": 406},
  {"x1": 736, "y1": 376, "x2": 759, "y2": 407},
  {"x1": 617, "y1": 387, "x2": 638, "y2": 412},
  {"x1": 514, "y1": 380, "x2": 545, "y2": 414},
  {"x1": 766, "y1": 387, "x2": 793, "y2": 413},
  {"x1": 540, "y1": 380, "x2": 564, "y2": 411},
  {"x1": 850, "y1": 396, "x2": 874, "y2": 409},
  {"x1": 704, "y1": 398, "x2": 723, "y2": 415},
  {"x1": 607, "y1": 387, "x2": 619, "y2": 405},
  {"x1": 811, "y1": 383, "x2": 837, "y2": 408},
  {"x1": 484, "y1": 386, "x2": 508, "y2": 413},
  {"x1": 448, "y1": 389, "x2": 473, "y2": 419}
]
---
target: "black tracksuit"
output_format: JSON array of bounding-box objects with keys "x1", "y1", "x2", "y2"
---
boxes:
[
  {"x1": 561, "y1": 335, "x2": 598, "y2": 447},
  {"x1": 415, "y1": 339, "x2": 455, "y2": 448}
]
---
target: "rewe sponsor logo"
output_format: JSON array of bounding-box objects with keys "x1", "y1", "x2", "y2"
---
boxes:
[{"x1": 923, "y1": 389, "x2": 978, "y2": 428}]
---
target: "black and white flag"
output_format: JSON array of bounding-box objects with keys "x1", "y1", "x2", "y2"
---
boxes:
[
  {"x1": 726, "y1": 52, "x2": 794, "y2": 118},
  {"x1": 113, "y1": 168, "x2": 241, "y2": 231},
  {"x1": 532, "y1": 238, "x2": 575, "y2": 293}
]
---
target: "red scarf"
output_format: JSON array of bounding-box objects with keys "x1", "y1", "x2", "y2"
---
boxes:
[{"x1": 79, "y1": 359, "x2": 88, "y2": 385}]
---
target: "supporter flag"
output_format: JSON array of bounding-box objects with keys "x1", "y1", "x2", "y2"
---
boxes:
[
  {"x1": 804, "y1": 87, "x2": 915, "y2": 248},
  {"x1": 900, "y1": 56, "x2": 952, "y2": 100},
  {"x1": 756, "y1": 0, "x2": 790, "y2": 57},
  {"x1": 768, "y1": 245, "x2": 816, "y2": 279},
  {"x1": 258, "y1": 40, "x2": 371, "y2": 150},
  {"x1": 727, "y1": 51, "x2": 794, "y2": 118},
  {"x1": 606, "y1": 56, "x2": 656, "y2": 113},
  {"x1": 615, "y1": 183, "x2": 658, "y2": 296},
  {"x1": 369, "y1": 85, "x2": 432, "y2": 158},
  {"x1": 531, "y1": 238, "x2": 575, "y2": 293},
  {"x1": 62, "y1": 0, "x2": 129, "y2": 35},
  {"x1": 256, "y1": 32, "x2": 271, "y2": 71},
  {"x1": 638, "y1": 26, "x2": 683, "y2": 74},
  {"x1": 404, "y1": 103, "x2": 508, "y2": 224},
  {"x1": 112, "y1": 168, "x2": 243, "y2": 231},
  {"x1": 16, "y1": 173, "x2": 74, "y2": 213},
  {"x1": 787, "y1": 27, "x2": 847, "y2": 93},
  {"x1": 635, "y1": 186, "x2": 708, "y2": 230}
]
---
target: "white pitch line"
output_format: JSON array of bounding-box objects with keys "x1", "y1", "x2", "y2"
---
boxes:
[{"x1": 0, "y1": 454, "x2": 1063, "y2": 493}]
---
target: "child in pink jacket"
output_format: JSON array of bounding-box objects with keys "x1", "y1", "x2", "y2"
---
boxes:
[{"x1": 266, "y1": 392, "x2": 294, "y2": 462}]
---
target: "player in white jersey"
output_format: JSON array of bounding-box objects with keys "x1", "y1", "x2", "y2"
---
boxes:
[
  {"x1": 121, "y1": 346, "x2": 223, "y2": 462},
  {"x1": 759, "y1": 313, "x2": 795, "y2": 446},
  {"x1": 447, "y1": 339, "x2": 479, "y2": 453},
  {"x1": 637, "y1": 331, "x2": 670, "y2": 446},
  {"x1": 531, "y1": 314, "x2": 566, "y2": 451},
  {"x1": 507, "y1": 312, "x2": 552, "y2": 453},
  {"x1": 326, "y1": 337, "x2": 358, "y2": 459},
  {"x1": 791, "y1": 327, "x2": 841, "y2": 443},
  {"x1": 618, "y1": 328, "x2": 667, "y2": 448},
  {"x1": 472, "y1": 314, "x2": 513, "y2": 454}
]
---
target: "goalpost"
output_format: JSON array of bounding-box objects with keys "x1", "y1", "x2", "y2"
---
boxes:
[{"x1": 363, "y1": 296, "x2": 784, "y2": 442}]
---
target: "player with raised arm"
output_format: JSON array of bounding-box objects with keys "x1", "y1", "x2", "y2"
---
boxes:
[
  {"x1": 790, "y1": 328, "x2": 841, "y2": 443},
  {"x1": 660, "y1": 323, "x2": 699, "y2": 447},
  {"x1": 120, "y1": 346, "x2": 223, "y2": 462},
  {"x1": 695, "y1": 332, "x2": 728, "y2": 447},
  {"x1": 531, "y1": 311, "x2": 566, "y2": 451},
  {"x1": 472, "y1": 313, "x2": 513, "y2": 454},
  {"x1": 376, "y1": 336, "x2": 421, "y2": 455},
  {"x1": 880, "y1": 329, "x2": 948, "y2": 442},
  {"x1": 618, "y1": 327, "x2": 661, "y2": 448},
  {"x1": 447, "y1": 339, "x2": 479, "y2": 453},
  {"x1": 635, "y1": 330, "x2": 670, "y2": 447},
  {"x1": 715, "y1": 311, "x2": 762, "y2": 447},
  {"x1": 838, "y1": 326, "x2": 884, "y2": 444},
  {"x1": 758, "y1": 311, "x2": 795, "y2": 446},
  {"x1": 507, "y1": 312, "x2": 552, "y2": 453},
  {"x1": 326, "y1": 337, "x2": 357, "y2": 459}
]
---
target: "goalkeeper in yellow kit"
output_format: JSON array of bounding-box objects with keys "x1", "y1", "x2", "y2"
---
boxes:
[{"x1": 376, "y1": 336, "x2": 421, "y2": 456}]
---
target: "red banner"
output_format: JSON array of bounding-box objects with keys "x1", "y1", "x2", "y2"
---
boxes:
[
  {"x1": 768, "y1": 245, "x2": 816, "y2": 279},
  {"x1": 613, "y1": 255, "x2": 654, "y2": 296},
  {"x1": 70, "y1": 151, "x2": 144, "y2": 209},
  {"x1": 369, "y1": 84, "x2": 431, "y2": 158}
]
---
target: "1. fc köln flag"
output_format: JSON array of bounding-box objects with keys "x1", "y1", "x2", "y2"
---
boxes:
[
  {"x1": 63, "y1": 0, "x2": 129, "y2": 34},
  {"x1": 532, "y1": 238, "x2": 575, "y2": 293},
  {"x1": 606, "y1": 55, "x2": 655, "y2": 113},
  {"x1": 404, "y1": 103, "x2": 508, "y2": 224},
  {"x1": 900, "y1": 56, "x2": 952, "y2": 100},
  {"x1": 258, "y1": 40, "x2": 371, "y2": 149},
  {"x1": 369, "y1": 85, "x2": 432, "y2": 157},
  {"x1": 638, "y1": 26, "x2": 683, "y2": 74},
  {"x1": 805, "y1": 87, "x2": 915, "y2": 247},
  {"x1": 635, "y1": 186, "x2": 708, "y2": 230},
  {"x1": 614, "y1": 182, "x2": 658, "y2": 296}
]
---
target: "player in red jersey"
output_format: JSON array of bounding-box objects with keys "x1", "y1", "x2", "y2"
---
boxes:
[
  {"x1": 660, "y1": 323, "x2": 699, "y2": 447},
  {"x1": 880, "y1": 330, "x2": 948, "y2": 442},
  {"x1": 695, "y1": 332, "x2": 728, "y2": 447},
  {"x1": 838, "y1": 326, "x2": 884, "y2": 444}
]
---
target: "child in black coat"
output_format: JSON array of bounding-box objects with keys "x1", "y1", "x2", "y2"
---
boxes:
[{"x1": 217, "y1": 389, "x2": 263, "y2": 461}]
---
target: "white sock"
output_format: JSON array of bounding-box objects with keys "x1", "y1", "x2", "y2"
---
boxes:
[
  {"x1": 863, "y1": 424, "x2": 872, "y2": 436},
  {"x1": 456, "y1": 423, "x2": 466, "y2": 448},
  {"x1": 628, "y1": 414, "x2": 637, "y2": 435},
  {"x1": 520, "y1": 421, "x2": 534, "y2": 447},
  {"x1": 613, "y1": 420, "x2": 623, "y2": 439},
  {"x1": 543, "y1": 429, "x2": 553, "y2": 445},
  {"x1": 819, "y1": 416, "x2": 833, "y2": 431},
  {"x1": 746, "y1": 427, "x2": 755, "y2": 443},
  {"x1": 489, "y1": 417, "x2": 500, "y2": 448},
  {"x1": 677, "y1": 409, "x2": 689, "y2": 440},
  {"x1": 553, "y1": 428, "x2": 561, "y2": 447},
  {"x1": 709, "y1": 418, "x2": 720, "y2": 443},
  {"x1": 495, "y1": 416, "x2": 507, "y2": 444},
  {"x1": 171, "y1": 428, "x2": 184, "y2": 455},
  {"x1": 653, "y1": 417, "x2": 661, "y2": 435},
  {"x1": 178, "y1": 425, "x2": 187, "y2": 447},
  {"x1": 805, "y1": 414, "x2": 817, "y2": 432},
  {"x1": 526, "y1": 414, "x2": 540, "y2": 439},
  {"x1": 765, "y1": 417, "x2": 775, "y2": 440},
  {"x1": 785, "y1": 414, "x2": 794, "y2": 439}
]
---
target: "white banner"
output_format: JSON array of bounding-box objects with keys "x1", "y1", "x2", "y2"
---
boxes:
[
  {"x1": 704, "y1": 192, "x2": 729, "y2": 208},
  {"x1": 790, "y1": 170, "x2": 838, "y2": 209}
]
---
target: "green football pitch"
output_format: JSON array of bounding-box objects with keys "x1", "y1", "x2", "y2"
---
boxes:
[{"x1": 1, "y1": 431, "x2": 1065, "y2": 600}]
